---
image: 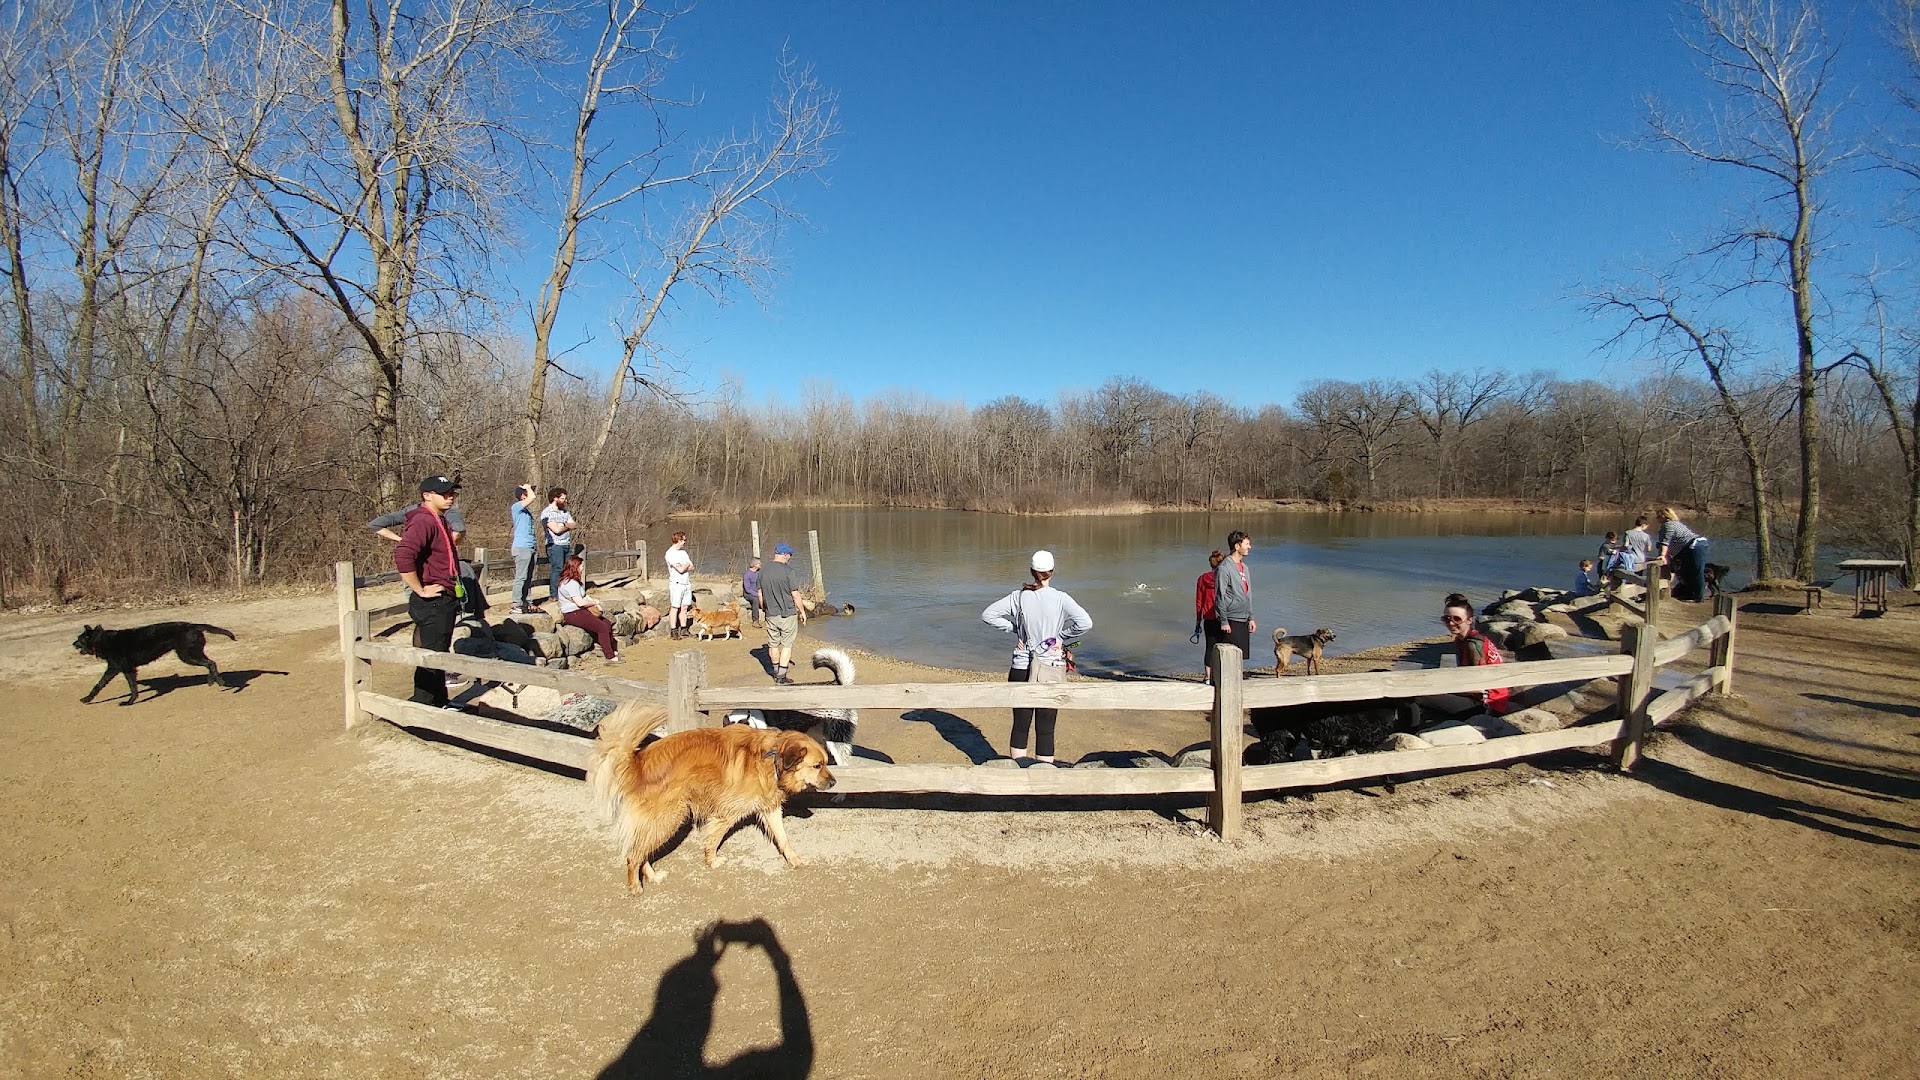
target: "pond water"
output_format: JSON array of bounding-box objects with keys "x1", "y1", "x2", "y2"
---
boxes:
[{"x1": 672, "y1": 509, "x2": 1755, "y2": 679}]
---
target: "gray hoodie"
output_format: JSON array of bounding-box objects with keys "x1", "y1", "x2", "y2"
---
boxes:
[
  {"x1": 982, "y1": 586, "x2": 1092, "y2": 670},
  {"x1": 1214, "y1": 556, "x2": 1253, "y2": 622}
]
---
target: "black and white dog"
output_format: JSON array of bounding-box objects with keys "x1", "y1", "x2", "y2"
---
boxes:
[{"x1": 725, "y1": 647, "x2": 859, "y2": 765}]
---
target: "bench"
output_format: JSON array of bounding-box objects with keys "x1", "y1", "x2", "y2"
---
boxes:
[{"x1": 1803, "y1": 579, "x2": 1834, "y2": 612}]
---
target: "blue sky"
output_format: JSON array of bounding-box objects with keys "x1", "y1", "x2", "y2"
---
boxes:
[{"x1": 531, "y1": 0, "x2": 1916, "y2": 409}]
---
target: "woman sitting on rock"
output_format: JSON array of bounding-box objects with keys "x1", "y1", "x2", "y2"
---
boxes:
[
  {"x1": 556, "y1": 554, "x2": 621, "y2": 664},
  {"x1": 1443, "y1": 592, "x2": 1508, "y2": 716}
]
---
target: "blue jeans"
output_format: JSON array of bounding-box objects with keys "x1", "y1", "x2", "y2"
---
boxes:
[
  {"x1": 511, "y1": 546, "x2": 535, "y2": 609},
  {"x1": 547, "y1": 543, "x2": 570, "y2": 602}
]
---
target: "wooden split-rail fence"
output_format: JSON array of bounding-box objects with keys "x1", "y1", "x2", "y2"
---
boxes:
[{"x1": 334, "y1": 561, "x2": 1737, "y2": 841}]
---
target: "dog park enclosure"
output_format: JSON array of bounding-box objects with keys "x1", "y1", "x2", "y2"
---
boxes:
[{"x1": 334, "y1": 561, "x2": 1737, "y2": 839}]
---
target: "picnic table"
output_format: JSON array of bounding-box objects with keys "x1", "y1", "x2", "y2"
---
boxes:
[{"x1": 1836, "y1": 559, "x2": 1905, "y2": 616}]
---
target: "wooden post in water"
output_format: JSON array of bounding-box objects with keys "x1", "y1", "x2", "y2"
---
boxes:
[
  {"x1": 666, "y1": 648, "x2": 708, "y2": 734},
  {"x1": 1710, "y1": 592, "x2": 1738, "y2": 695},
  {"x1": 808, "y1": 529, "x2": 825, "y2": 598},
  {"x1": 751, "y1": 520, "x2": 761, "y2": 561},
  {"x1": 1609, "y1": 623, "x2": 1657, "y2": 770},
  {"x1": 334, "y1": 561, "x2": 372, "y2": 730},
  {"x1": 1207, "y1": 644, "x2": 1245, "y2": 841}
]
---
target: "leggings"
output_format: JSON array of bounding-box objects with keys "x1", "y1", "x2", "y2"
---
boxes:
[
  {"x1": 1201, "y1": 620, "x2": 1224, "y2": 684},
  {"x1": 562, "y1": 607, "x2": 618, "y2": 660},
  {"x1": 1007, "y1": 664, "x2": 1057, "y2": 758}
]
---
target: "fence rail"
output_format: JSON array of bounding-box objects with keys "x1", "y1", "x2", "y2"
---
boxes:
[{"x1": 334, "y1": 559, "x2": 1739, "y2": 840}]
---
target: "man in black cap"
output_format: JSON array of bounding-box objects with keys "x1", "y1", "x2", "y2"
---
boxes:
[{"x1": 393, "y1": 474, "x2": 464, "y2": 708}]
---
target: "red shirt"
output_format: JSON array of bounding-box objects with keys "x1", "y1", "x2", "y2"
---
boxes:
[
  {"x1": 1195, "y1": 572, "x2": 1218, "y2": 622},
  {"x1": 393, "y1": 506, "x2": 459, "y2": 588}
]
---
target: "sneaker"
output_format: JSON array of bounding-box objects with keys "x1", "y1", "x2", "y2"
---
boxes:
[
  {"x1": 605, "y1": 656, "x2": 623, "y2": 665},
  {"x1": 775, "y1": 675, "x2": 794, "y2": 686},
  {"x1": 444, "y1": 673, "x2": 467, "y2": 688},
  {"x1": 508, "y1": 605, "x2": 527, "y2": 615}
]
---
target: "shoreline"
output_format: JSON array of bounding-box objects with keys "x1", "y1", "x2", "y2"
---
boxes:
[{"x1": 668, "y1": 496, "x2": 1662, "y2": 519}]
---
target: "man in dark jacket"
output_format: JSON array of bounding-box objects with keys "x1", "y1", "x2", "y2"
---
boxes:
[{"x1": 394, "y1": 474, "x2": 463, "y2": 707}]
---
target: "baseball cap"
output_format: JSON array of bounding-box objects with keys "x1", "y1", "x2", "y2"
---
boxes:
[
  {"x1": 420, "y1": 474, "x2": 459, "y2": 495},
  {"x1": 1030, "y1": 549, "x2": 1055, "y2": 573},
  {"x1": 774, "y1": 542, "x2": 795, "y2": 555}
]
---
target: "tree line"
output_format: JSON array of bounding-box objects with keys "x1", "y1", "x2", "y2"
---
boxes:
[{"x1": 3, "y1": 0, "x2": 1920, "y2": 601}]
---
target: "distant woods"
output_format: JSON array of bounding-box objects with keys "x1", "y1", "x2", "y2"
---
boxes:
[{"x1": 3, "y1": 0, "x2": 1920, "y2": 602}]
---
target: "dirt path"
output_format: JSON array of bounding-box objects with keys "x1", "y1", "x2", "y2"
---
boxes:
[{"x1": 1, "y1": 589, "x2": 1915, "y2": 1078}]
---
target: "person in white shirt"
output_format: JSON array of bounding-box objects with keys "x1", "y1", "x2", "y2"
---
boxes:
[
  {"x1": 664, "y1": 530, "x2": 694, "y2": 640},
  {"x1": 539, "y1": 488, "x2": 575, "y2": 606}
]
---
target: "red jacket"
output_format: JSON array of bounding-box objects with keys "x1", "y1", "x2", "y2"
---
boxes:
[
  {"x1": 1455, "y1": 630, "x2": 1509, "y2": 715},
  {"x1": 393, "y1": 506, "x2": 459, "y2": 588},
  {"x1": 1195, "y1": 571, "x2": 1218, "y2": 624}
]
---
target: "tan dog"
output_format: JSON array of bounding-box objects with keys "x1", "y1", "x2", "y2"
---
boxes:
[
  {"x1": 691, "y1": 599, "x2": 743, "y2": 640},
  {"x1": 589, "y1": 704, "x2": 835, "y2": 895},
  {"x1": 1273, "y1": 627, "x2": 1337, "y2": 676}
]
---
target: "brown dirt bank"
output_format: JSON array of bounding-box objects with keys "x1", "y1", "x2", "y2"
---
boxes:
[{"x1": 1, "y1": 589, "x2": 1915, "y2": 1077}]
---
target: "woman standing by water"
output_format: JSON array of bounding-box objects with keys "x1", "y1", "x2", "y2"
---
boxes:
[
  {"x1": 1213, "y1": 531, "x2": 1257, "y2": 680},
  {"x1": 982, "y1": 550, "x2": 1093, "y2": 766},
  {"x1": 1657, "y1": 507, "x2": 1710, "y2": 602},
  {"x1": 1195, "y1": 549, "x2": 1225, "y2": 684}
]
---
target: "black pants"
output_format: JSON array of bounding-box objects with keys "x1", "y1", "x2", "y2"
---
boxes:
[
  {"x1": 408, "y1": 592, "x2": 459, "y2": 707},
  {"x1": 1200, "y1": 620, "x2": 1224, "y2": 684},
  {"x1": 1210, "y1": 619, "x2": 1251, "y2": 682},
  {"x1": 745, "y1": 591, "x2": 764, "y2": 624},
  {"x1": 1007, "y1": 665, "x2": 1057, "y2": 758}
]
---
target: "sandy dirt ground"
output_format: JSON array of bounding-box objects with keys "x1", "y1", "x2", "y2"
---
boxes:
[{"x1": 1, "y1": 583, "x2": 1916, "y2": 1078}]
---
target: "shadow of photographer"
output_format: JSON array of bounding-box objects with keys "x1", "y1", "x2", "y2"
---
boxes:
[{"x1": 597, "y1": 917, "x2": 813, "y2": 1079}]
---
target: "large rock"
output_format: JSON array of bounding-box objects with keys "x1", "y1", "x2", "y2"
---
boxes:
[
  {"x1": 1172, "y1": 747, "x2": 1213, "y2": 769},
  {"x1": 1465, "y1": 713, "x2": 1524, "y2": 739},
  {"x1": 531, "y1": 631, "x2": 563, "y2": 659},
  {"x1": 1489, "y1": 600, "x2": 1536, "y2": 621},
  {"x1": 1415, "y1": 719, "x2": 1488, "y2": 746},
  {"x1": 1507, "y1": 622, "x2": 1566, "y2": 649},
  {"x1": 1502, "y1": 707, "x2": 1564, "y2": 734},
  {"x1": 1379, "y1": 732, "x2": 1434, "y2": 752},
  {"x1": 515, "y1": 611, "x2": 557, "y2": 634},
  {"x1": 556, "y1": 624, "x2": 595, "y2": 657}
]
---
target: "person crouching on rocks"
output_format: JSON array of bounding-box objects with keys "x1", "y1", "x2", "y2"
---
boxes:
[
  {"x1": 982, "y1": 550, "x2": 1092, "y2": 766},
  {"x1": 1443, "y1": 592, "x2": 1508, "y2": 716}
]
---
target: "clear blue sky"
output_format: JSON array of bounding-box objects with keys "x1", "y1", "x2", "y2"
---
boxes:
[{"x1": 535, "y1": 0, "x2": 1913, "y2": 409}]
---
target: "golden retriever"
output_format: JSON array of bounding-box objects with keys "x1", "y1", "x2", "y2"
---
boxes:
[
  {"x1": 589, "y1": 704, "x2": 835, "y2": 895},
  {"x1": 692, "y1": 600, "x2": 743, "y2": 640}
]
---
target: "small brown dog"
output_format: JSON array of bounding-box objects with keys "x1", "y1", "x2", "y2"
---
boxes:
[
  {"x1": 589, "y1": 704, "x2": 835, "y2": 895},
  {"x1": 1273, "y1": 627, "x2": 1337, "y2": 676},
  {"x1": 691, "y1": 599, "x2": 743, "y2": 640}
]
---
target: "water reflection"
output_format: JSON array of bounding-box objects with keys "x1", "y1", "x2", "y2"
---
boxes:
[{"x1": 680, "y1": 510, "x2": 1756, "y2": 678}]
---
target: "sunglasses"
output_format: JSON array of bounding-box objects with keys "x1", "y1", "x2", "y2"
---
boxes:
[{"x1": 1441, "y1": 615, "x2": 1469, "y2": 625}]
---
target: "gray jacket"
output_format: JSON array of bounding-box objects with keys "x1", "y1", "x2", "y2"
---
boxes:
[
  {"x1": 1214, "y1": 557, "x2": 1253, "y2": 621},
  {"x1": 982, "y1": 586, "x2": 1092, "y2": 670}
]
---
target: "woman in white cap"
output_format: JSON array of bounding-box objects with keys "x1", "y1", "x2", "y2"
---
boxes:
[{"x1": 981, "y1": 549, "x2": 1093, "y2": 765}]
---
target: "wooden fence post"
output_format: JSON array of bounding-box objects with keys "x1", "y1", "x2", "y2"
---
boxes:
[
  {"x1": 751, "y1": 520, "x2": 761, "y2": 560},
  {"x1": 1610, "y1": 623, "x2": 1657, "y2": 770},
  {"x1": 334, "y1": 561, "x2": 372, "y2": 730},
  {"x1": 472, "y1": 546, "x2": 489, "y2": 594},
  {"x1": 808, "y1": 529, "x2": 824, "y2": 597},
  {"x1": 1207, "y1": 644, "x2": 1245, "y2": 841},
  {"x1": 638, "y1": 540, "x2": 649, "y2": 582},
  {"x1": 1710, "y1": 592, "x2": 1737, "y2": 695},
  {"x1": 1643, "y1": 560, "x2": 1664, "y2": 636},
  {"x1": 665, "y1": 648, "x2": 708, "y2": 734}
]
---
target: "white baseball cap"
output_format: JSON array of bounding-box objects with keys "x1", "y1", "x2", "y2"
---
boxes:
[{"x1": 1030, "y1": 549, "x2": 1055, "y2": 573}]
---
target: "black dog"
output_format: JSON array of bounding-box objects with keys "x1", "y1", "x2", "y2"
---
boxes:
[
  {"x1": 1244, "y1": 699, "x2": 1425, "y2": 763},
  {"x1": 73, "y1": 622, "x2": 236, "y2": 705},
  {"x1": 1704, "y1": 563, "x2": 1731, "y2": 597}
]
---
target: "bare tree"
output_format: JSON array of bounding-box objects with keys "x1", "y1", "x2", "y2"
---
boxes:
[
  {"x1": 579, "y1": 56, "x2": 837, "y2": 484},
  {"x1": 1411, "y1": 368, "x2": 1511, "y2": 497},
  {"x1": 210, "y1": 0, "x2": 550, "y2": 504},
  {"x1": 522, "y1": 0, "x2": 685, "y2": 491},
  {"x1": 1297, "y1": 379, "x2": 1415, "y2": 501},
  {"x1": 1644, "y1": 0, "x2": 1852, "y2": 579},
  {"x1": 1593, "y1": 283, "x2": 1783, "y2": 578}
]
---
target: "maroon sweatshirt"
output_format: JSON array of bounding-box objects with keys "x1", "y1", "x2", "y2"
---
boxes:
[{"x1": 392, "y1": 506, "x2": 458, "y2": 588}]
